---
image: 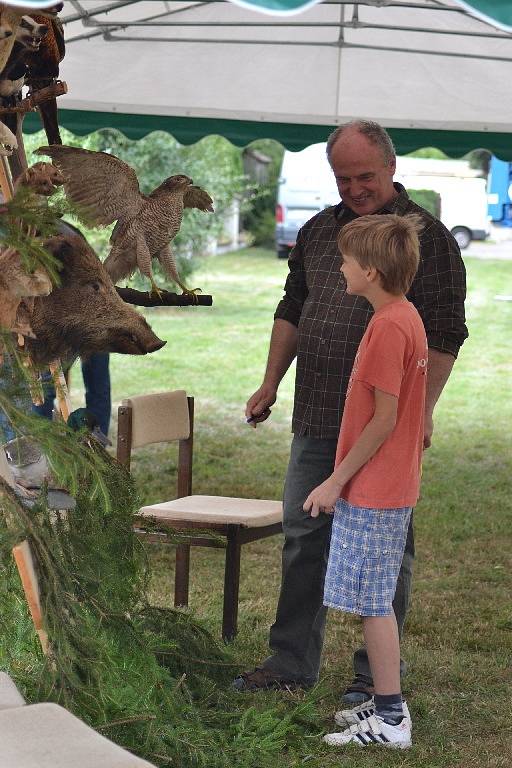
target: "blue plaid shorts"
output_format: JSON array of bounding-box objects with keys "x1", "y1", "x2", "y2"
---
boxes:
[{"x1": 324, "y1": 499, "x2": 412, "y2": 617}]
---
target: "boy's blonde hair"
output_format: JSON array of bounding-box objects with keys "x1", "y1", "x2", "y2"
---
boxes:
[{"x1": 338, "y1": 213, "x2": 423, "y2": 295}]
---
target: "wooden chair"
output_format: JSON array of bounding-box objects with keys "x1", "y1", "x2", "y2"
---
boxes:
[{"x1": 117, "y1": 390, "x2": 283, "y2": 641}]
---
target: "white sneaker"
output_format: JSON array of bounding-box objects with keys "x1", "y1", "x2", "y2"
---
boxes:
[
  {"x1": 334, "y1": 698, "x2": 411, "y2": 729},
  {"x1": 324, "y1": 713, "x2": 412, "y2": 749}
]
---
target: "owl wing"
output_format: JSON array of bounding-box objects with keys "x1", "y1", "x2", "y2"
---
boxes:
[
  {"x1": 35, "y1": 145, "x2": 144, "y2": 226},
  {"x1": 183, "y1": 185, "x2": 214, "y2": 212}
]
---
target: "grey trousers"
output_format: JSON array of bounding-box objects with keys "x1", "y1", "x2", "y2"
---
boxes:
[{"x1": 263, "y1": 435, "x2": 414, "y2": 687}]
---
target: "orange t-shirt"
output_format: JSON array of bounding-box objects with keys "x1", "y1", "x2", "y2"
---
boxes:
[{"x1": 335, "y1": 300, "x2": 427, "y2": 509}]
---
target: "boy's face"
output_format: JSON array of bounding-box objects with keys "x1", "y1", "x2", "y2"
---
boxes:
[{"x1": 340, "y1": 251, "x2": 370, "y2": 296}]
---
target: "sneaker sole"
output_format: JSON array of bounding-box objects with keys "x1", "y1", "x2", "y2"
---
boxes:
[
  {"x1": 324, "y1": 734, "x2": 412, "y2": 749},
  {"x1": 335, "y1": 704, "x2": 412, "y2": 730}
]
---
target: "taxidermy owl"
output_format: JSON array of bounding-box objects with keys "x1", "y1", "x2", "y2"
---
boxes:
[{"x1": 36, "y1": 145, "x2": 214, "y2": 297}]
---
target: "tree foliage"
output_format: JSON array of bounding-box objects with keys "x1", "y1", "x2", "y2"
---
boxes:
[{"x1": 242, "y1": 139, "x2": 284, "y2": 248}]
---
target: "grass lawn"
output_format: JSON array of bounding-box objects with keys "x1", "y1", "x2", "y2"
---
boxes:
[{"x1": 71, "y1": 247, "x2": 512, "y2": 767}]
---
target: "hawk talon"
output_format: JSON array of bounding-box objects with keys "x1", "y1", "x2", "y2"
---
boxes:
[
  {"x1": 148, "y1": 280, "x2": 164, "y2": 301},
  {"x1": 181, "y1": 287, "x2": 202, "y2": 304}
]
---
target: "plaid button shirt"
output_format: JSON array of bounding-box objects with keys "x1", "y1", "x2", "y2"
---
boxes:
[{"x1": 274, "y1": 184, "x2": 468, "y2": 439}]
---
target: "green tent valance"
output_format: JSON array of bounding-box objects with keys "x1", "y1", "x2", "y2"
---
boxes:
[{"x1": 23, "y1": 110, "x2": 512, "y2": 160}]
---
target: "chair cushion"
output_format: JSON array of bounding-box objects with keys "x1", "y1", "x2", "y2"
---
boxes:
[
  {"x1": 138, "y1": 495, "x2": 283, "y2": 527},
  {"x1": 122, "y1": 390, "x2": 190, "y2": 448},
  {"x1": 0, "y1": 672, "x2": 25, "y2": 710},
  {"x1": 0, "y1": 702, "x2": 156, "y2": 767}
]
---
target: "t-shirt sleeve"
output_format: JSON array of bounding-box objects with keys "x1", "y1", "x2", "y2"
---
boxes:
[{"x1": 353, "y1": 319, "x2": 407, "y2": 397}]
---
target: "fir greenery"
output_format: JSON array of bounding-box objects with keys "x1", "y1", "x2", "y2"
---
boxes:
[
  {"x1": 0, "y1": 196, "x2": 319, "y2": 765},
  {"x1": 0, "y1": 381, "x2": 319, "y2": 766},
  {"x1": 0, "y1": 185, "x2": 64, "y2": 284}
]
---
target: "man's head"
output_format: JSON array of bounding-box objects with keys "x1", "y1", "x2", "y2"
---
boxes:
[
  {"x1": 326, "y1": 120, "x2": 397, "y2": 215},
  {"x1": 338, "y1": 213, "x2": 423, "y2": 296}
]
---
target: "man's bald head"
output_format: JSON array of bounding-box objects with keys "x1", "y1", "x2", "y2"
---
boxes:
[{"x1": 326, "y1": 120, "x2": 396, "y2": 167}]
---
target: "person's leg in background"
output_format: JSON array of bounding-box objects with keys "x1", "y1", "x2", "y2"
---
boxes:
[
  {"x1": 0, "y1": 356, "x2": 25, "y2": 442},
  {"x1": 81, "y1": 353, "x2": 111, "y2": 436},
  {"x1": 32, "y1": 370, "x2": 56, "y2": 421}
]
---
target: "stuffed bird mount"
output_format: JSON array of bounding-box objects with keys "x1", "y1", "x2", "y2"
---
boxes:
[{"x1": 36, "y1": 144, "x2": 215, "y2": 298}]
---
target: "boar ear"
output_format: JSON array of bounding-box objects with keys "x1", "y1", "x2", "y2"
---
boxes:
[{"x1": 46, "y1": 235, "x2": 74, "y2": 267}]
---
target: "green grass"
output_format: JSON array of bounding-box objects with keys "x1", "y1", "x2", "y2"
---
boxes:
[{"x1": 71, "y1": 248, "x2": 512, "y2": 767}]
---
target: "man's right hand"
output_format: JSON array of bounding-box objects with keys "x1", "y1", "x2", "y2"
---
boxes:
[{"x1": 245, "y1": 384, "x2": 277, "y2": 428}]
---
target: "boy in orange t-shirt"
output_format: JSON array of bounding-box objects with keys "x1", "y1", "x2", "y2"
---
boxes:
[{"x1": 303, "y1": 213, "x2": 427, "y2": 750}]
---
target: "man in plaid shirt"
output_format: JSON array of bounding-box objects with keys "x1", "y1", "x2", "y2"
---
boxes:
[{"x1": 235, "y1": 120, "x2": 468, "y2": 699}]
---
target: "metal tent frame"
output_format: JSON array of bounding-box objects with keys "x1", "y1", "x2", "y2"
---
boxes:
[{"x1": 21, "y1": 1, "x2": 512, "y2": 155}]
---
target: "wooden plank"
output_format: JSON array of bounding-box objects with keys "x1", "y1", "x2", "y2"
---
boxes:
[
  {"x1": 0, "y1": 155, "x2": 13, "y2": 201},
  {"x1": 49, "y1": 361, "x2": 71, "y2": 422},
  {"x1": 12, "y1": 540, "x2": 49, "y2": 655}
]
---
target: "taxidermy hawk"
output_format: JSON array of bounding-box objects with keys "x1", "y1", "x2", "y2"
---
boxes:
[{"x1": 35, "y1": 145, "x2": 214, "y2": 296}]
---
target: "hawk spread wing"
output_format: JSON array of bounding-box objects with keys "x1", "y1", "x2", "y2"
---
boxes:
[
  {"x1": 35, "y1": 145, "x2": 144, "y2": 226},
  {"x1": 183, "y1": 185, "x2": 214, "y2": 212}
]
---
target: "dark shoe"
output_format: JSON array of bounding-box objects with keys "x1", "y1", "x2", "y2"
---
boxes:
[
  {"x1": 232, "y1": 666, "x2": 305, "y2": 692},
  {"x1": 341, "y1": 676, "x2": 374, "y2": 706}
]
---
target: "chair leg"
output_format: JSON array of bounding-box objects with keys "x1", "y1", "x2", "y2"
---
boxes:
[
  {"x1": 222, "y1": 526, "x2": 242, "y2": 642},
  {"x1": 174, "y1": 544, "x2": 190, "y2": 607}
]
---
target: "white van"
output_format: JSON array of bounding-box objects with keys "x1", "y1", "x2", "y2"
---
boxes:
[
  {"x1": 395, "y1": 156, "x2": 490, "y2": 250},
  {"x1": 275, "y1": 144, "x2": 490, "y2": 256}
]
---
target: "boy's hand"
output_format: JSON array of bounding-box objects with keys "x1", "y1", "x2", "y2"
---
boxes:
[{"x1": 303, "y1": 476, "x2": 343, "y2": 518}]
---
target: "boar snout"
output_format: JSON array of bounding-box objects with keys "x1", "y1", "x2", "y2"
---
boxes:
[
  {"x1": 108, "y1": 327, "x2": 166, "y2": 356},
  {"x1": 146, "y1": 337, "x2": 166, "y2": 354}
]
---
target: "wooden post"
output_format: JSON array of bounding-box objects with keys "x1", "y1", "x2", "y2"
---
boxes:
[
  {"x1": 12, "y1": 540, "x2": 49, "y2": 656},
  {"x1": 0, "y1": 155, "x2": 14, "y2": 200},
  {"x1": 49, "y1": 360, "x2": 71, "y2": 422}
]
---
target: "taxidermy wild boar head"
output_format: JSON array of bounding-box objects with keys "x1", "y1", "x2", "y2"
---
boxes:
[{"x1": 25, "y1": 235, "x2": 166, "y2": 365}]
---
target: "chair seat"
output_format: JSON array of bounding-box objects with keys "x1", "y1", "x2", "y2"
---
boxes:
[
  {"x1": 138, "y1": 495, "x2": 282, "y2": 528},
  {"x1": 0, "y1": 702, "x2": 156, "y2": 768}
]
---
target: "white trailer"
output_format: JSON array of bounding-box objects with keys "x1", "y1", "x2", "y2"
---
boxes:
[{"x1": 275, "y1": 144, "x2": 490, "y2": 256}]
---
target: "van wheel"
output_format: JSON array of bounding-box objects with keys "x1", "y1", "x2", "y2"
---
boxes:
[
  {"x1": 277, "y1": 246, "x2": 290, "y2": 259},
  {"x1": 451, "y1": 227, "x2": 472, "y2": 250}
]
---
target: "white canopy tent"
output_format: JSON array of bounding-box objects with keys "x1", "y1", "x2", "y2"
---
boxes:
[{"x1": 22, "y1": 0, "x2": 512, "y2": 156}]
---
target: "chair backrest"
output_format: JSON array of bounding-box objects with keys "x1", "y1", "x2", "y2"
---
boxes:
[{"x1": 117, "y1": 390, "x2": 194, "y2": 498}]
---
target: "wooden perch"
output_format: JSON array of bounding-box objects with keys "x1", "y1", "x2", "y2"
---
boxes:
[
  {"x1": 116, "y1": 287, "x2": 213, "y2": 307},
  {"x1": 0, "y1": 81, "x2": 67, "y2": 116}
]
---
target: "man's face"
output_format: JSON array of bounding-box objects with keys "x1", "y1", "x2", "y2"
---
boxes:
[{"x1": 330, "y1": 131, "x2": 397, "y2": 216}]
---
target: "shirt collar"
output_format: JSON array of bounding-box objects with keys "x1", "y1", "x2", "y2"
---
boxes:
[{"x1": 335, "y1": 182, "x2": 409, "y2": 222}]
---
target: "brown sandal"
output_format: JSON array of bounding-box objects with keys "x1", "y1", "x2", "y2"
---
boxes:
[
  {"x1": 232, "y1": 667, "x2": 304, "y2": 692},
  {"x1": 342, "y1": 677, "x2": 374, "y2": 704}
]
